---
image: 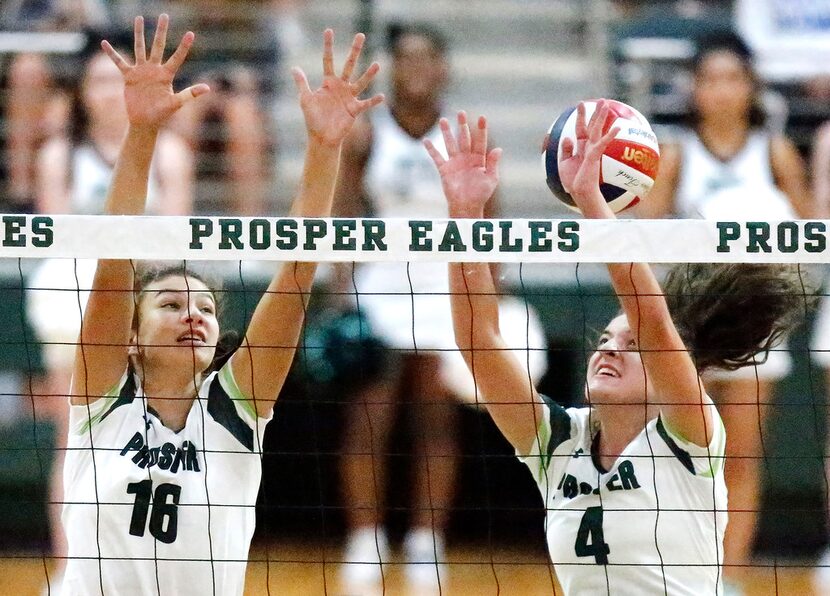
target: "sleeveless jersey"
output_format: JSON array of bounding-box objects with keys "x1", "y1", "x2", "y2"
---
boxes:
[
  {"x1": 519, "y1": 396, "x2": 727, "y2": 595},
  {"x1": 673, "y1": 129, "x2": 794, "y2": 221},
  {"x1": 674, "y1": 129, "x2": 793, "y2": 380},
  {"x1": 355, "y1": 108, "x2": 452, "y2": 350},
  {"x1": 363, "y1": 107, "x2": 448, "y2": 220},
  {"x1": 70, "y1": 141, "x2": 163, "y2": 215},
  {"x1": 61, "y1": 362, "x2": 271, "y2": 596}
]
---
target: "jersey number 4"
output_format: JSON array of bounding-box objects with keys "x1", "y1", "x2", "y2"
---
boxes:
[
  {"x1": 127, "y1": 480, "x2": 182, "y2": 544},
  {"x1": 575, "y1": 506, "x2": 610, "y2": 564}
]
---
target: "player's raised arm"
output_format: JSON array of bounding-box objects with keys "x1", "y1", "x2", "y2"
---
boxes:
[
  {"x1": 230, "y1": 30, "x2": 383, "y2": 418},
  {"x1": 72, "y1": 14, "x2": 208, "y2": 404},
  {"x1": 559, "y1": 100, "x2": 712, "y2": 447},
  {"x1": 424, "y1": 111, "x2": 542, "y2": 454}
]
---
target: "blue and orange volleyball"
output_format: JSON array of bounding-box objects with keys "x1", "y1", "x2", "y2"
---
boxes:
[{"x1": 544, "y1": 99, "x2": 660, "y2": 213}]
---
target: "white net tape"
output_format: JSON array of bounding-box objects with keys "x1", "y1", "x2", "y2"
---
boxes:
[{"x1": 2, "y1": 215, "x2": 828, "y2": 262}]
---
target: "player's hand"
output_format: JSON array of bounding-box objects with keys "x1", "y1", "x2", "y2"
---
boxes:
[
  {"x1": 292, "y1": 30, "x2": 384, "y2": 147},
  {"x1": 101, "y1": 14, "x2": 209, "y2": 130},
  {"x1": 425, "y1": 111, "x2": 502, "y2": 218},
  {"x1": 558, "y1": 99, "x2": 619, "y2": 215}
]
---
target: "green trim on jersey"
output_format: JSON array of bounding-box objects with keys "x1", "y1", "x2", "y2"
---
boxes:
[
  {"x1": 656, "y1": 417, "x2": 695, "y2": 475},
  {"x1": 528, "y1": 395, "x2": 573, "y2": 481},
  {"x1": 74, "y1": 370, "x2": 132, "y2": 436},
  {"x1": 658, "y1": 408, "x2": 726, "y2": 478},
  {"x1": 699, "y1": 414, "x2": 726, "y2": 479},
  {"x1": 219, "y1": 363, "x2": 257, "y2": 421}
]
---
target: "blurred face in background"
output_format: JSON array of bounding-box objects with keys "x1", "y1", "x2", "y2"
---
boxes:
[
  {"x1": 692, "y1": 49, "x2": 755, "y2": 124},
  {"x1": 391, "y1": 32, "x2": 449, "y2": 108},
  {"x1": 82, "y1": 51, "x2": 127, "y2": 128}
]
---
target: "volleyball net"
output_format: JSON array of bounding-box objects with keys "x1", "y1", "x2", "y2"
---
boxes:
[{"x1": 1, "y1": 214, "x2": 828, "y2": 594}]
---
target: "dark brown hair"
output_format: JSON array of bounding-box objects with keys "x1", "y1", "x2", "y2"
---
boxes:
[
  {"x1": 663, "y1": 263, "x2": 810, "y2": 372},
  {"x1": 133, "y1": 261, "x2": 238, "y2": 371},
  {"x1": 688, "y1": 32, "x2": 766, "y2": 129},
  {"x1": 387, "y1": 21, "x2": 449, "y2": 57}
]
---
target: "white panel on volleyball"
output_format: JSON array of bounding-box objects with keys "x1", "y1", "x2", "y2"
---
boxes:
[{"x1": 600, "y1": 157, "x2": 654, "y2": 210}]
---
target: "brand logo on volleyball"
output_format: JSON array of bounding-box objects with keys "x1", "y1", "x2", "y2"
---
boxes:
[
  {"x1": 627, "y1": 127, "x2": 657, "y2": 143},
  {"x1": 622, "y1": 147, "x2": 658, "y2": 171}
]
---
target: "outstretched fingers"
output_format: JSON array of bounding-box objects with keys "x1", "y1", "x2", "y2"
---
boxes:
[
  {"x1": 322, "y1": 29, "x2": 335, "y2": 77},
  {"x1": 291, "y1": 66, "x2": 312, "y2": 99},
  {"x1": 340, "y1": 32, "x2": 365, "y2": 81},
  {"x1": 165, "y1": 31, "x2": 195, "y2": 74},
  {"x1": 423, "y1": 138, "x2": 446, "y2": 168},
  {"x1": 149, "y1": 13, "x2": 169, "y2": 63},
  {"x1": 351, "y1": 61, "x2": 380, "y2": 96},
  {"x1": 133, "y1": 16, "x2": 146, "y2": 63},
  {"x1": 354, "y1": 92, "x2": 385, "y2": 115},
  {"x1": 588, "y1": 100, "x2": 610, "y2": 143},
  {"x1": 595, "y1": 126, "x2": 620, "y2": 155},
  {"x1": 457, "y1": 111, "x2": 472, "y2": 154},
  {"x1": 439, "y1": 118, "x2": 459, "y2": 157},
  {"x1": 471, "y1": 115, "x2": 488, "y2": 161},
  {"x1": 485, "y1": 147, "x2": 503, "y2": 177},
  {"x1": 101, "y1": 40, "x2": 131, "y2": 73},
  {"x1": 574, "y1": 101, "x2": 588, "y2": 139}
]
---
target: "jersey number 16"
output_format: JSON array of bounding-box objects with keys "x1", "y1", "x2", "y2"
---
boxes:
[{"x1": 127, "y1": 480, "x2": 182, "y2": 544}]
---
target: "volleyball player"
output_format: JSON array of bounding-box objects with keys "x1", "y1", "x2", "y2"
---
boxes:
[
  {"x1": 424, "y1": 102, "x2": 805, "y2": 594},
  {"x1": 60, "y1": 14, "x2": 382, "y2": 595},
  {"x1": 334, "y1": 23, "x2": 546, "y2": 590},
  {"x1": 633, "y1": 33, "x2": 814, "y2": 588}
]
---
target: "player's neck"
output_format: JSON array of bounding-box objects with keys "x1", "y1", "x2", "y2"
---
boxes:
[
  {"x1": 593, "y1": 404, "x2": 648, "y2": 467},
  {"x1": 136, "y1": 367, "x2": 201, "y2": 431},
  {"x1": 390, "y1": 103, "x2": 441, "y2": 139},
  {"x1": 697, "y1": 120, "x2": 750, "y2": 156}
]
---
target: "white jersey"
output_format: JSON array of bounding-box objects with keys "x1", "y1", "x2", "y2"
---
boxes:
[
  {"x1": 70, "y1": 141, "x2": 163, "y2": 215},
  {"x1": 519, "y1": 396, "x2": 727, "y2": 595},
  {"x1": 363, "y1": 107, "x2": 448, "y2": 221},
  {"x1": 355, "y1": 108, "x2": 451, "y2": 350},
  {"x1": 674, "y1": 129, "x2": 794, "y2": 380},
  {"x1": 61, "y1": 362, "x2": 272, "y2": 596},
  {"x1": 674, "y1": 130, "x2": 794, "y2": 221}
]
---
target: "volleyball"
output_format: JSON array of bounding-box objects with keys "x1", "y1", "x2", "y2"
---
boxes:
[{"x1": 543, "y1": 99, "x2": 660, "y2": 213}]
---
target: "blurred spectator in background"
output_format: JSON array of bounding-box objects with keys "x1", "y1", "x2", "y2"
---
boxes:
[
  {"x1": 269, "y1": 0, "x2": 309, "y2": 59},
  {"x1": 156, "y1": 1, "x2": 279, "y2": 215},
  {"x1": 735, "y1": 0, "x2": 830, "y2": 100},
  {"x1": 333, "y1": 24, "x2": 461, "y2": 592},
  {"x1": 177, "y1": 66, "x2": 271, "y2": 216},
  {"x1": 634, "y1": 32, "x2": 813, "y2": 593},
  {"x1": 809, "y1": 94, "x2": 830, "y2": 595},
  {"x1": 332, "y1": 22, "x2": 545, "y2": 593},
  {"x1": 813, "y1": 124, "x2": 830, "y2": 218},
  {"x1": 0, "y1": 0, "x2": 111, "y2": 212},
  {"x1": 1, "y1": 0, "x2": 109, "y2": 29},
  {"x1": 23, "y1": 29, "x2": 193, "y2": 579},
  {"x1": 34, "y1": 29, "x2": 193, "y2": 215},
  {"x1": 611, "y1": 0, "x2": 731, "y2": 18}
]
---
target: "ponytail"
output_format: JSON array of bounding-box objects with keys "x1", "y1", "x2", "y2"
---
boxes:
[{"x1": 663, "y1": 263, "x2": 810, "y2": 372}]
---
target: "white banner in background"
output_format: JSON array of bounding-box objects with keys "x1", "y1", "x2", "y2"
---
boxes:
[{"x1": 1, "y1": 214, "x2": 829, "y2": 263}]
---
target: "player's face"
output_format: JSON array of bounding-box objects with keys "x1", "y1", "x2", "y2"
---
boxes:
[
  {"x1": 693, "y1": 50, "x2": 754, "y2": 122},
  {"x1": 391, "y1": 33, "x2": 448, "y2": 107},
  {"x1": 134, "y1": 274, "x2": 219, "y2": 376},
  {"x1": 586, "y1": 315, "x2": 649, "y2": 405}
]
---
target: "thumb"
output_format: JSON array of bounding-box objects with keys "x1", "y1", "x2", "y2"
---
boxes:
[
  {"x1": 291, "y1": 67, "x2": 312, "y2": 98},
  {"x1": 176, "y1": 83, "x2": 210, "y2": 107}
]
